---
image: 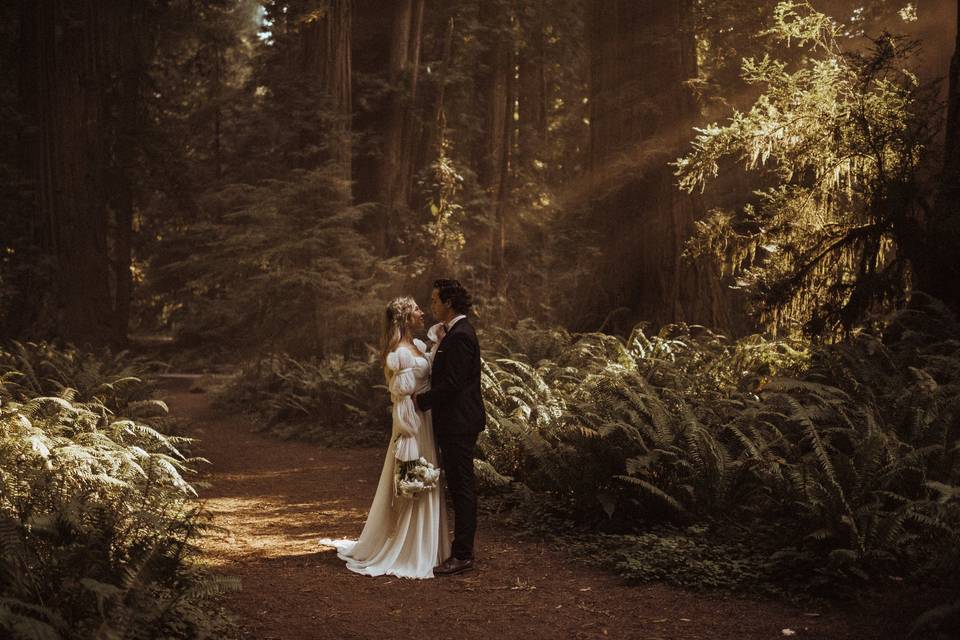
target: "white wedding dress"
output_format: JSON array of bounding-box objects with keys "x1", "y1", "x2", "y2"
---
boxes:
[{"x1": 319, "y1": 338, "x2": 450, "y2": 578}]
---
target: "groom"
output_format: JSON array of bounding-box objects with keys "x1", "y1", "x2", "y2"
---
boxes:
[{"x1": 414, "y1": 279, "x2": 486, "y2": 576}]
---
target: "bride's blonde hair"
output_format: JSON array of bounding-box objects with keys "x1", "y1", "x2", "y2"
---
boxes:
[{"x1": 381, "y1": 296, "x2": 418, "y2": 378}]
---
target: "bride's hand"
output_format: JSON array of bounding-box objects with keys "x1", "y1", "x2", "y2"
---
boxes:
[{"x1": 427, "y1": 322, "x2": 446, "y2": 343}]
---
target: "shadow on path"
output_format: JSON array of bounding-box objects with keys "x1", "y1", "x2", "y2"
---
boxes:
[{"x1": 160, "y1": 379, "x2": 906, "y2": 640}]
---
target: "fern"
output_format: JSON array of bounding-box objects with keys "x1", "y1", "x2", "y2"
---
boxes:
[
  {"x1": 216, "y1": 352, "x2": 390, "y2": 446},
  {"x1": 614, "y1": 475, "x2": 689, "y2": 517},
  {"x1": 471, "y1": 301, "x2": 960, "y2": 609},
  {"x1": 0, "y1": 342, "x2": 231, "y2": 639}
]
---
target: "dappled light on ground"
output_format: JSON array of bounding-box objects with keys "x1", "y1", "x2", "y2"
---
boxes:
[{"x1": 161, "y1": 380, "x2": 911, "y2": 640}]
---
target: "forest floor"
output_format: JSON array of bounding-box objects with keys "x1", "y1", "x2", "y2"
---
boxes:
[{"x1": 160, "y1": 378, "x2": 915, "y2": 640}]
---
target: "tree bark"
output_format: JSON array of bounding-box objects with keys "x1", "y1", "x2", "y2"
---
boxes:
[
  {"x1": 943, "y1": 1, "x2": 960, "y2": 186},
  {"x1": 370, "y1": 0, "x2": 425, "y2": 255},
  {"x1": 586, "y1": 0, "x2": 730, "y2": 333},
  {"x1": 477, "y1": 0, "x2": 514, "y2": 292},
  {"x1": 111, "y1": 2, "x2": 156, "y2": 345},
  {"x1": 301, "y1": 0, "x2": 353, "y2": 185},
  {"x1": 518, "y1": 0, "x2": 547, "y2": 164},
  {"x1": 20, "y1": 0, "x2": 145, "y2": 347},
  {"x1": 490, "y1": 36, "x2": 514, "y2": 295},
  {"x1": 213, "y1": 43, "x2": 224, "y2": 180},
  {"x1": 919, "y1": 0, "x2": 960, "y2": 311},
  {"x1": 325, "y1": 0, "x2": 353, "y2": 185},
  {"x1": 398, "y1": 0, "x2": 426, "y2": 212}
]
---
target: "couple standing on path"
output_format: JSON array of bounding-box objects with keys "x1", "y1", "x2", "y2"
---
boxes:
[{"x1": 319, "y1": 279, "x2": 486, "y2": 579}]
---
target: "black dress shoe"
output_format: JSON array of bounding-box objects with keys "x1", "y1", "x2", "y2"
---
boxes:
[{"x1": 433, "y1": 556, "x2": 474, "y2": 576}]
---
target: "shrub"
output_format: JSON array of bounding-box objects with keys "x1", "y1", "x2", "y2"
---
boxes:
[
  {"x1": 217, "y1": 353, "x2": 390, "y2": 446},
  {"x1": 0, "y1": 342, "x2": 236, "y2": 640},
  {"x1": 478, "y1": 299, "x2": 960, "y2": 601}
]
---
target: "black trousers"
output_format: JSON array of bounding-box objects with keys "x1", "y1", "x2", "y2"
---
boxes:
[{"x1": 437, "y1": 433, "x2": 478, "y2": 560}]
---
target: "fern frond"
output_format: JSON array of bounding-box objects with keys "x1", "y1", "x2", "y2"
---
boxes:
[{"x1": 615, "y1": 475, "x2": 689, "y2": 516}]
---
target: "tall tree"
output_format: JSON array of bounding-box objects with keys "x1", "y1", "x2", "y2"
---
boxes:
[
  {"x1": 517, "y1": 0, "x2": 547, "y2": 167},
  {"x1": 586, "y1": 0, "x2": 729, "y2": 332},
  {"x1": 676, "y1": 3, "x2": 944, "y2": 335},
  {"x1": 923, "y1": 0, "x2": 960, "y2": 310},
  {"x1": 945, "y1": 2, "x2": 960, "y2": 188},
  {"x1": 370, "y1": 0, "x2": 426, "y2": 255},
  {"x1": 477, "y1": 0, "x2": 515, "y2": 293},
  {"x1": 300, "y1": 0, "x2": 353, "y2": 184},
  {"x1": 17, "y1": 0, "x2": 154, "y2": 346}
]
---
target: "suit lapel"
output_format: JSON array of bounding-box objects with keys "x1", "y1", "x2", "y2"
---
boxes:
[{"x1": 439, "y1": 317, "x2": 465, "y2": 347}]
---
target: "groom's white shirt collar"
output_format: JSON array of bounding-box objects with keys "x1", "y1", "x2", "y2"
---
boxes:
[{"x1": 446, "y1": 314, "x2": 467, "y2": 331}]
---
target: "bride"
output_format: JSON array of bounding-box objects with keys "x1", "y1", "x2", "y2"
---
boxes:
[{"x1": 319, "y1": 296, "x2": 451, "y2": 578}]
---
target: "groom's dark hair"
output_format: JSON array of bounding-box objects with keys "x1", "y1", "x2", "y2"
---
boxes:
[{"x1": 434, "y1": 279, "x2": 472, "y2": 314}]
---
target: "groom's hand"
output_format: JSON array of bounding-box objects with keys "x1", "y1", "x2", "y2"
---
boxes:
[{"x1": 414, "y1": 392, "x2": 433, "y2": 412}]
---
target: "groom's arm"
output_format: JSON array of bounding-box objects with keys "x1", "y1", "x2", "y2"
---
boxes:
[{"x1": 415, "y1": 333, "x2": 474, "y2": 412}]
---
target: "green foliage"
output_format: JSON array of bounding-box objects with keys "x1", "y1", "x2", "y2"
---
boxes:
[
  {"x1": 677, "y1": 0, "x2": 935, "y2": 336},
  {"x1": 404, "y1": 0, "x2": 592, "y2": 326},
  {"x1": 480, "y1": 321, "x2": 810, "y2": 522},
  {"x1": 155, "y1": 167, "x2": 393, "y2": 357},
  {"x1": 217, "y1": 352, "x2": 390, "y2": 446},
  {"x1": 139, "y1": 1, "x2": 403, "y2": 356},
  {"x1": 0, "y1": 342, "x2": 235, "y2": 640},
  {"x1": 477, "y1": 298, "x2": 960, "y2": 605},
  {"x1": 213, "y1": 297, "x2": 960, "y2": 619},
  {"x1": 566, "y1": 527, "x2": 778, "y2": 594}
]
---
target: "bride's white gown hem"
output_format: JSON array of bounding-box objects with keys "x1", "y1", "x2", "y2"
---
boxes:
[{"x1": 318, "y1": 339, "x2": 450, "y2": 579}]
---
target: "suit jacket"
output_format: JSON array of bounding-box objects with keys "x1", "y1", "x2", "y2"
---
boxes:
[{"x1": 416, "y1": 318, "x2": 486, "y2": 438}]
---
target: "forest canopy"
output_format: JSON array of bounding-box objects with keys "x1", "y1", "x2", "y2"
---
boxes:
[{"x1": 0, "y1": 0, "x2": 957, "y2": 350}]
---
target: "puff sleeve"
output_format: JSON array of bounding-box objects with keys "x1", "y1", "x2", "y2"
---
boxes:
[{"x1": 387, "y1": 347, "x2": 421, "y2": 462}]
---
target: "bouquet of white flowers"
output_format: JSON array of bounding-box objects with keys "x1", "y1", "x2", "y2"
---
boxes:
[{"x1": 395, "y1": 457, "x2": 441, "y2": 498}]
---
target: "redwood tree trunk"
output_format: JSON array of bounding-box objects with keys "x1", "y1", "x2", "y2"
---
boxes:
[
  {"x1": 373, "y1": 0, "x2": 425, "y2": 255},
  {"x1": 919, "y1": 0, "x2": 960, "y2": 311},
  {"x1": 324, "y1": 0, "x2": 353, "y2": 185},
  {"x1": 20, "y1": 0, "x2": 143, "y2": 346},
  {"x1": 518, "y1": 1, "x2": 547, "y2": 165},
  {"x1": 490, "y1": 50, "x2": 513, "y2": 295},
  {"x1": 942, "y1": 1, "x2": 960, "y2": 191},
  {"x1": 301, "y1": 0, "x2": 353, "y2": 185},
  {"x1": 477, "y1": 0, "x2": 514, "y2": 292},
  {"x1": 586, "y1": 0, "x2": 729, "y2": 333},
  {"x1": 110, "y1": 2, "x2": 151, "y2": 343}
]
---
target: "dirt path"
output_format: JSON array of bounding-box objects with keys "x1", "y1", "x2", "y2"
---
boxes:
[{"x1": 161, "y1": 380, "x2": 907, "y2": 640}]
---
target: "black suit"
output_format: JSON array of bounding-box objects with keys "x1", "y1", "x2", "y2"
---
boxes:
[{"x1": 416, "y1": 317, "x2": 485, "y2": 560}]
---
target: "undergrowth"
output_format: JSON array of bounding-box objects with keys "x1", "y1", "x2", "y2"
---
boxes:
[
  {"x1": 0, "y1": 341, "x2": 237, "y2": 640},
  {"x1": 216, "y1": 353, "x2": 389, "y2": 447},
  {"x1": 213, "y1": 298, "x2": 960, "y2": 636},
  {"x1": 479, "y1": 297, "x2": 960, "y2": 636}
]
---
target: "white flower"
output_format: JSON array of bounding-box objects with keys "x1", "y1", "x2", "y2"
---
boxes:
[
  {"x1": 395, "y1": 458, "x2": 440, "y2": 497},
  {"x1": 898, "y1": 4, "x2": 917, "y2": 22}
]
